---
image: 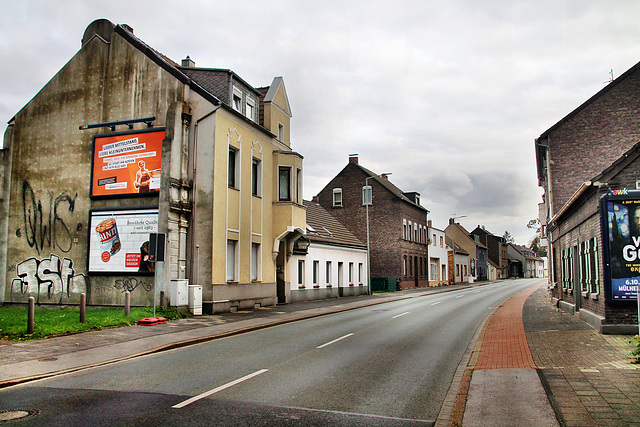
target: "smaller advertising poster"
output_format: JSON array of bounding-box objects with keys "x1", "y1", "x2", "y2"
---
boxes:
[
  {"x1": 602, "y1": 192, "x2": 640, "y2": 301},
  {"x1": 88, "y1": 209, "x2": 158, "y2": 274},
  {"x1": 91, "y1": 129, "x2": 164, "y2": 197}
]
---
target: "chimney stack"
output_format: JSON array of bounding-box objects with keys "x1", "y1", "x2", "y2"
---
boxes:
[
  {"x1": 312, "y1": 195, "x2": 319, "y2": 203},
  {"x1": 182, "y1": 56, "x2": 195, "y2": 68},
  {"x1": 381, "y1": 173, "x2": 390, "y2": 180},
  {"x1": 121, "y1": 24, "x2": 134, "y2": 33},
  {"x1": 348, "y1": 154, "x2": 359, "y2": 164}
]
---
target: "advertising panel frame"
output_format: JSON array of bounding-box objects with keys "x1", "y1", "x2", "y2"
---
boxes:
[
  {"x1": 600, "y1": 191, "x2": 640, "y2": 303},
  {"x1": 87, "y1": 206, "x2": 159, "y2": 275},
  {"x1": 90, "y1": 127, "x2": 165, "y2": 199}
]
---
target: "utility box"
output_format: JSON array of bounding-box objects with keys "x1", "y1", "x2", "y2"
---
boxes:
[
  {"x1": 170, "y1": 279, "x2": 189, "y2": 306},
  {"x1": 188, "y1": 285, "x2": 202, "y2": 315}
]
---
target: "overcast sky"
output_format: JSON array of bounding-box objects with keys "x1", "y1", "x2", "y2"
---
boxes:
[{"x1": 2, "y1": 0, "x2": 640, "y2": 246}]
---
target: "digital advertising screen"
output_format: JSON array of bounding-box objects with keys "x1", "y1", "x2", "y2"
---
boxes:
[
  {"x1": 91, "y1": 129, "x2": 164, "y2": 198},
  {"x1": 601, "y1": 191, "x2": 640, "y2": 301},
  {"x1": 88, "y1": 208, "x2": 158, "y2": 274}
]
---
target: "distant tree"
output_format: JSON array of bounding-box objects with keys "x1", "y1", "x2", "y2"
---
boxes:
[
  {"x1": 502, "y1": 230, "x2": 515, "y2": 244},
  {"x1": 527, "y1": 218, "x2": 547, "y2": 257}
]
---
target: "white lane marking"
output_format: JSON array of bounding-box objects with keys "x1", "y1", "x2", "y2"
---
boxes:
[
  {"x1": 172, "y1": 369, "x2": 269, "y2": 409},
  {"x1": 456, "y1": 295, "x2": 465, "y2": 298},
  {"x1": 472, "y1": 290, "x2": 480, "y2": 293},
  {"x1": 317, "y1": 333, "x2": 354, "y2": 349},
  {"x1": 392, "y1": 312, "x2": 410, "y2": 319},
  {"x1": 431, "y1": 301, "x2": 442, "y2": 306}
]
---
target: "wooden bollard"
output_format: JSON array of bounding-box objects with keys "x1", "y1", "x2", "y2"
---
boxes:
[
  {"x1": 80, "y1": 293, "x2": 86, "y2": 323},
  {"x1": 125, "y1": 291, "x2": 130, "y2": 317},
  {"x1": 27, "y1": 297, "x2": 35, "y2": 335}
]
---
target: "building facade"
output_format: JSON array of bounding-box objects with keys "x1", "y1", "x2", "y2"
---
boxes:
[
  {"x1": 289, "y1": 200, "x2": 368, "y2": 302},
  {"x1": 536, "y1": 59, "x2": 640, "y2": 333},
  {"x1": 471, "y1": 226, "x2": 509, "y2": 279},
  {"x1": 0, "y1": 20, "x2": 306, "y2": 312},
  {"x1": 445, "y1": 220, "x2": 488, "y2": 282},
  {"x1": 427, "y1": 221, "x2": 450, "y2": 286},
  {"x1": 315, "y1": 156, "x2": 430, "y2": 290}
]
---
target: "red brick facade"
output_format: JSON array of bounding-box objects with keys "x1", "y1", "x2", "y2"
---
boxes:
[{"x1": 316, "y1": 157, "x2": 430, "y2": 289}]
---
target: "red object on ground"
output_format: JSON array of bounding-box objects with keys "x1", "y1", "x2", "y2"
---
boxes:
[{"x1": 139, "y1": 317, "x2": 166, "y2": 326}]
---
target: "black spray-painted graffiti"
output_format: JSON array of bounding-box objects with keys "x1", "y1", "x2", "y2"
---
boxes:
[
  {"x1": 10, "y1": 254, "x2": 87, "y2": 304},
  {"x1": 114, "y1": 277, "x2": 152, "y2": 293},
  {"x1": 18, "y1": 180, "x2": 78, "y2": 255}
]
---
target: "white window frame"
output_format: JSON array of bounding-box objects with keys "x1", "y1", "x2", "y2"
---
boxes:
[
  {"x1": 333, "y1": 188, "x2": 343, "y2": 207},
  {"x1": 226, "y1": 240, "x2": 237, "y2": 282},
  {"x1": 246, "y1": 97, "x2": 256, "y2": 121},
  {"x1": 326, "y1": 261, "x2": 332, "y2": 284},
  {"x1": 362, "y1": 185, "x2": 372, "y2": 206},
  {"x1": 228, "y1": 147, "x2": 239, "y2": 189},
  {"x1": 298, "y1": 260, "x2": 305, "y2": 286},
  {"x1": 279, "y1": 166, "x2": 291, "y2": 201},
  {"x1": 278, "y1": 122, "x2": 284, "y2": 141},
  {"x1": 313, "y1": 260, "x2": 319, "y2": 285},
  {"x1": 252, "y1": 158, "x2": 262, "y2": 197},
  {"x1": 232, "y1": 86, "x2": 242, "y2": 112},
  {"x1": 251, "y1": 243, "x2": 260, "y2": 282}
]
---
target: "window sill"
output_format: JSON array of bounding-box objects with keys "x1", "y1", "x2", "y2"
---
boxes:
[
  {"x1": 590, "y1": 293, "x2": 599, "y2": 300},
  {"x1": 582, "y1": 291, "x2": 589, "y2": 298},
  {"x1": 228, "y1": 186, "x2": 239, "y2": 191},
  {"x1": 326, "y1": 284, "x2": 332, "y2": 288},
  {"x1": 298, "y1": 285, "x2": 305, "y2": 289},
  {"x1": 313, "y1": 285, "x2": 320, "y2": 289}
]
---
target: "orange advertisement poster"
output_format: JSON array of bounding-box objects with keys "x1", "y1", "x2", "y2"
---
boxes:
[{"x1": 91, "y1": 129, "x2": 164, "y2": 197}]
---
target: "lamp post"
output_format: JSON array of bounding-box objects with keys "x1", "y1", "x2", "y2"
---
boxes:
[
  {"x1": 450, "y1": 214, "x2": 466, "y2": 284},
  {"x1": 365, "y1": 173, "x2": 390, "y2": 295}
]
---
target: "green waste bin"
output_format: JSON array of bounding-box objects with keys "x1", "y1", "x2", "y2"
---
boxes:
[{"x1": 371, "y1": 277, "x2": 397, "y2": 292}]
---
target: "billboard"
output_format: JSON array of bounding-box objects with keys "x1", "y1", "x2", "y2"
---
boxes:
[
  {"x1": 601, "y1": 191, "x2": 640, "y2": 301},
  {"x1": 88, "y1": 208, "x2": 158, "y2": 274},
  {"x1": 91, "y1": 129, "x2": 164, "y2": 198}
]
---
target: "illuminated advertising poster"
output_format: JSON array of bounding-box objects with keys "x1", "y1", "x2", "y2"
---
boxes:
[
  {"x1": 602, "y1": 191, "x2": 640, "y2": 301},
  {"x1": 91, "y1": 129, "x2": 164, "y2": 197},
  {"x1": 88, "y1": 209, "x2": 158, "y2": 273}
]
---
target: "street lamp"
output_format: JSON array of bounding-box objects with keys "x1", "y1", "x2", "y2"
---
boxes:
[
  {"x1": 365, "y1": 173, "x2": 390, "y2": 295},
  {"x1": 450, "y1": 214, "x2": 466, "y2": 284}
]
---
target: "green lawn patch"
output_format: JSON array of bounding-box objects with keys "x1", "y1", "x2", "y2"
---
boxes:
[{"x1": 0, "y1": 305, "x2": 189, "y2": 341}]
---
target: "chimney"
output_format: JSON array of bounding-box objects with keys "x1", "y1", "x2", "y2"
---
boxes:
[
  {"x1": 449, "y1": 218, "x2": 455, "y2": 225},
  {"x1": 182, "y1": 56, "x2": 195, "y2": 68},
  {"x1": 312, "y1": 195, "x2": 319, "y2": 203},
  {"x1": 428, "y1": 220, "x2": 432, "y2": 228},
  {"x1": 348, "y1": 154, "x2": 359, "y2": 164},
  {"x1": 381, "y1": 173, "x2": 390, "y2": 180},
  {"x1": 121, "y1": 24, "x2": 134, "y2": 33}
]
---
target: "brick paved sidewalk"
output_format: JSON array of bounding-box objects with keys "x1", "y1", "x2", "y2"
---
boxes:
[{"x1": 524, "y1": 288, "x2": 640, "y2": 427}]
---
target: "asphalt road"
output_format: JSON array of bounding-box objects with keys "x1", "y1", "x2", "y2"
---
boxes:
[{"x1": 0, "y1": 279, "x2": 538, "y2": 426}]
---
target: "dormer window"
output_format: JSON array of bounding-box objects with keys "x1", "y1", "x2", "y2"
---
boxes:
[
  {"x1": 232, "y1": 86, "x2": 242, "y2": 112},
  {"x1": 246, "y1": 98, "x2": 256, "y2": 122}
]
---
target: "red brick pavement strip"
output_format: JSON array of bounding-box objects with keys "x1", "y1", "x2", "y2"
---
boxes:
[{"x1": 475, "y1": 283, "x2": 539, "y2": 370}]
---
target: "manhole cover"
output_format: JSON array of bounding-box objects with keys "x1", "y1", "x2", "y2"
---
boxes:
[{"x1": 0, "y1": 408, "x2": 41, "y2": 423}]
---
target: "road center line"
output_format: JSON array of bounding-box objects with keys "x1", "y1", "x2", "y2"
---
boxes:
[
  {"x1": 456, "y1": 295, "x2": 465, "y2": 298},
  {"x1": 172, "y1": 369, "x2": 269, "y2": 409},
  {"x1": 317, "y1": 333, "x2": 354, "y2": 349},
  {"x1": 431, "y1": 301, "x2": 442, "y2": 305},
  {"x1": 392, "y1": 311, "x2": 410, "y2": 319}
]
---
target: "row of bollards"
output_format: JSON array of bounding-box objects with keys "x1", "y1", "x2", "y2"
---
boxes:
[{"x1": 26, "y1": 291, "x2": 136, "y2": 334}]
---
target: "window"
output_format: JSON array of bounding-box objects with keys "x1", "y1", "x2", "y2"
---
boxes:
[
  {"x1": 251, "y1": 243, "x2": 260, "y2": 281},
  {"x1": 226, "y1": 240, "x2": 237, "y2": 282},
  {"x1": 349, "y1": 262, "x2": 354, "y2": 283},
  {"x1": 297, "y1": 168, "x2": 303, "y2": 204},
  {"x1": 232, "y1": 87, "x2": 242, "y2": 112},
  {"x1": 403, "y1": 220, "x2": 407, "y2": 240},
  {"x1": 362, "y1": 185, "x2": 372, "y2": 205},
  {"x1": 403, "y1": 255, "x2": 407, "y2": 275},
  {"x1": 278, "y1": 122, "x2": 284, "y2": 141},
  {"x1": 252, "y1": 158, "x2": 261, "y2": 196},
  {"x1": 440, "y1": 236, "x2": 443, "y2": 247},
  {"x1": 562, "y1": 248, "x2": 574, "y2": 290},
  {"x1": 433, "y1": 234, "x2": 437, "y2": 246},
  {"x1": 313, "y1": 260, "x2": 319, "y2": 285},
  {"x1": 246, "y1": 98, "x2": 256, "y2": 121},
  {"x1": 298, "y1": 260, "x2": 305, "y2": 286},
  {"x1": 430, "y1": 260, "x2": 437, "y2": 281},
  {"x1": 419, "y1": 225, "x2": 423, "y2": 243},
  {"x1": 228, "y1": 148, "x2": 238, "y2": 188},
  {"x1": 414, "y1": 226, "x2": 418, "y2": 242},
  {"x1": 359, "y1": 263, "x2": 363, "y2": 283},
  {"x1": 408, "y1": 222, "x2": 412, "y2": 241},
  {"x1": 279, "y1": 167, "x2": 291, "y2": 201},
  {"x1": 326, "y1": 261, "x2": 332, "y2": 284},
  {"x1": 333, "y1": 188, "x2": 342, "y2": 207}
]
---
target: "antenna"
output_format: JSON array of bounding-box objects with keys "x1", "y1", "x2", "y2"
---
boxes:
[{"x1": 603, "y1": 69, "x2": 614, "y2": 84}]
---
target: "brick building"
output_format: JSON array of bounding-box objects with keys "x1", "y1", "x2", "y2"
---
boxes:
[
  {"x1": 536, "y1": 60, "x2": 640, "y2": 333},
  {"x1": 471, "y1": 226, "x2": 509, "y2": 279},
  {"x1": 315, "y1": 156, "x2": 430, "y2": 290}
]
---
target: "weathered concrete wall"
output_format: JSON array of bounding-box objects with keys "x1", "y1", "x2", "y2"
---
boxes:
[{"x1": 4, "y1": 25, "x2": 187, "y2": 306}]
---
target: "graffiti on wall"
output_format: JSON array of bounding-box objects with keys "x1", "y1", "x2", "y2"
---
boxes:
[
  {"x1": 10, "y1": 254, "x2": 87, "y2": 304},
  {"x1": 114, "y1": 277, "x2": 152, "y2": 293},
  {"x1": 17, "y1": 181, "x2": 79, "y2": 255}
]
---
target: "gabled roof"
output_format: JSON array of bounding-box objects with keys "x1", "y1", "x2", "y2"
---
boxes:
[
  {"x1": 448, "y1": 222, "x2": 488, "y2": 250},
  {"x1": 445, "y1": 236, "x2": 468, "y2": 255},
  {"x1": 304, "y1": 200, "x2": 366, "y2": 249},
  {"x1": 352, "y1": 162, "x2": 429, "y2": 213}
]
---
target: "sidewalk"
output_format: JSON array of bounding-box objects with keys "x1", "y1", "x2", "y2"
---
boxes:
[{"x1": 446, "y1": 282, "x2": 639, "y2": 427}]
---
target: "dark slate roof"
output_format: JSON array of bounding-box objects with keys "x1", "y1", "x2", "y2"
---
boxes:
[
  {"x1": 304, "y1": 200, "x2": 366, "y2": 249},
  {"x1": 353, "y1": 163, "x2": 429, "y2": 213}
]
